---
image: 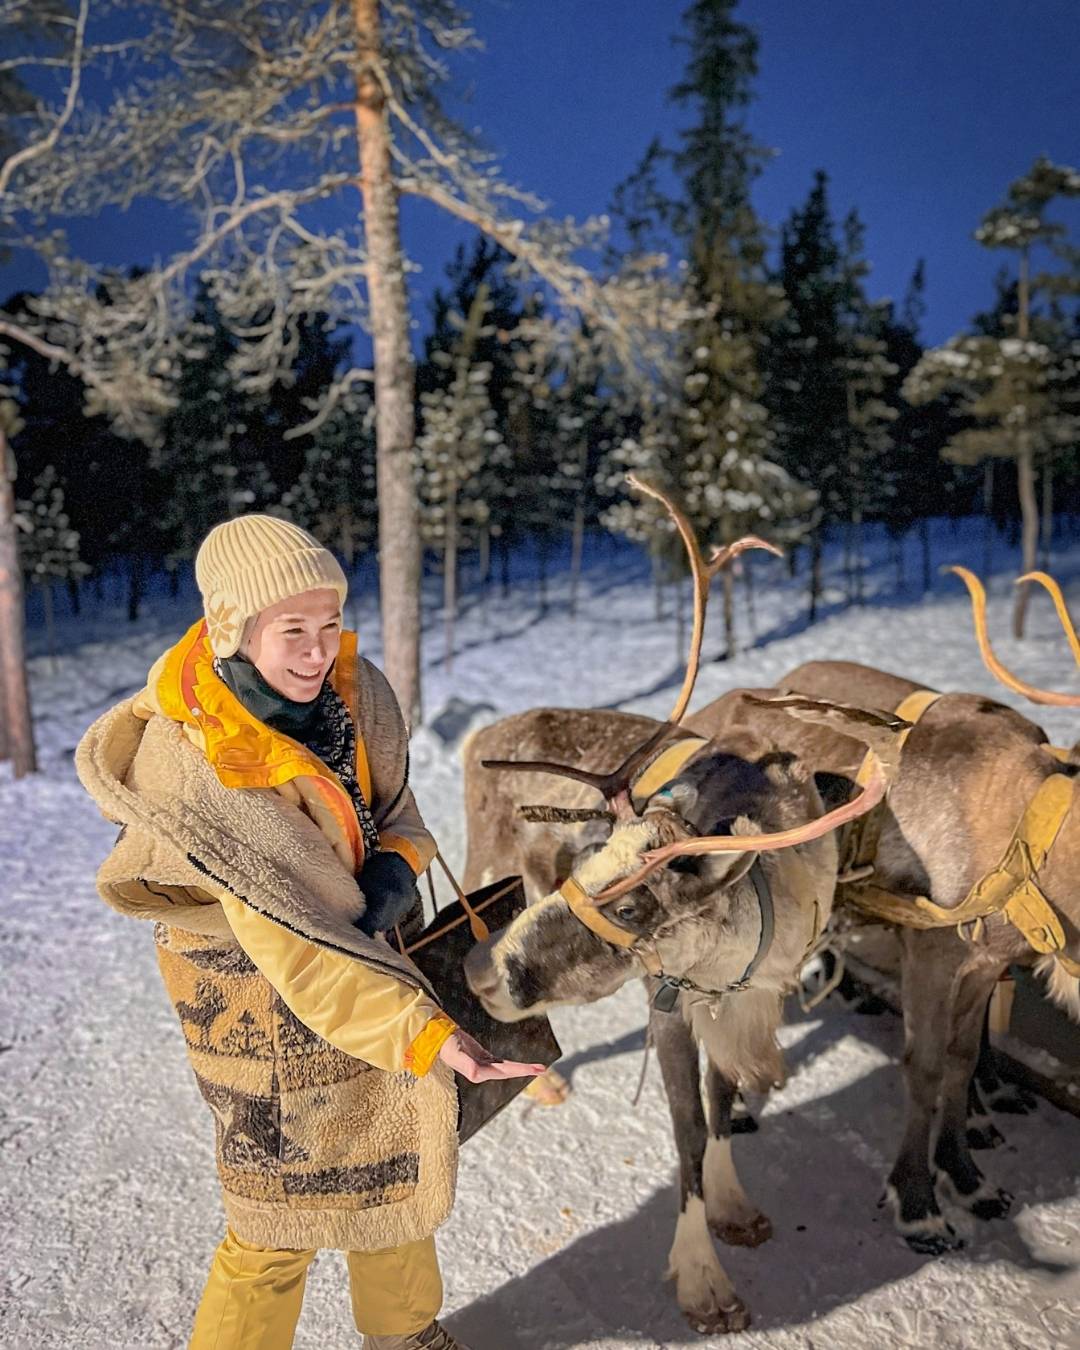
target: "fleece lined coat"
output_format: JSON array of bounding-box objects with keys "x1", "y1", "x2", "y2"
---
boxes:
[{"x1": 75, "y1": 620, "x2": 459, "y2": 1251}]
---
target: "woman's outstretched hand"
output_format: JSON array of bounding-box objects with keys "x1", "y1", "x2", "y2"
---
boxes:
[{"x1": 437, "y1": 1028, "x2": 545, "y2": 1084}]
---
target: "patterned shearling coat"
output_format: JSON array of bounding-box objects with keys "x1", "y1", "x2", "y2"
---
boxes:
[{"x1": 75, "y1": 621, "x2": 458, "y2": 1251}]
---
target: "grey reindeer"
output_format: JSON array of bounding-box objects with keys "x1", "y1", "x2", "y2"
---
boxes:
[{"x1": 460, "y1": 480, "x2": 908, "y2": 1335}]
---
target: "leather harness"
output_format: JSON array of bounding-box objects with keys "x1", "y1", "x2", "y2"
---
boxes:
[
  {"x1": 558, "y1": 860, "x2": 777, "y2": 1012},
  {"x1": 839, "y1": 691, "x2": 1080, "y2": 978}
]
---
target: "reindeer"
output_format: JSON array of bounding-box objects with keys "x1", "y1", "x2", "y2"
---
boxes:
[
  {"x1": 460, "y1": 481, "x2": 909, "y2": 1335},
  {"x1": 751, "y1": 565, "x2": 1080, "y2": 1253}
]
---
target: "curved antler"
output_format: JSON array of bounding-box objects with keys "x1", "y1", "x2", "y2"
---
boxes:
[
  {"x1": 627, "y1": 473, "x2": 782, "y2": 724},
  {"x1": 588, "y1": 693, "x2": 910, "y2": 902},
  {"x1": 482, "y1": 477, "x2": 782, "y2": 817},
  {"x1": 947, "y1": 566, "x2": 1080, "y2": 707},
  {"x1": 1016, "y1": 571, "x2": 1080, "y2": 667},
  {"x1": 483, "y1": 720, "x2": 696, "y2": 820}
]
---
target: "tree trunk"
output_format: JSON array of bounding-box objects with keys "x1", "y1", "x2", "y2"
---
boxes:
[
  {"x1": 1012, "y1": 247, "x2": 1038, "y2": 641},
  {"x1": 853, "y1": 512, "x2": 864, "y2": 605},
  {"x1": 478, "y1": 523, "x2": 490, "y2": 592},
  {"x1": 42, "y1": 582, "x2": 57, "y2": 671},
  {"x1": 569, "y1": 499, "x2": 585, "y2": 617},
  {"x1": 0, "y1": 425, "x2": 36, "y2": 775},
  {"x1": 352, "y1": 0, "x2": 422, "y2": 728},
  {"x1": 892, "y1": 535, "x2": 904, "y2": 592},
  {"x1": 652, "y1": 547, "x2": 665, "y2": 620},
  {"x1": 919, "y1": 517, "x2": 931, "y2": 594},
  {"x1": 569, "y1": 441, "x2": 588, "y2": 616},
  {"x1": 743, "y1": 558, "x2": 757, "y2": 642},
  {"x1": 444, "y1": 490, "x2": 457, "y2": 673},
  {"x1": 843, "y1": 520, "x2": 854, "y2": 604},
  {"x1": 1013, "y1": 448, "x2": 1039, "y2": 638},
  {"x1": 675, "y1": 571, "x2": 687, "y2": 664},
  {"x1": 721, "y1": 566, "x2": 735, "y2": 660},
  {"x1": 787, "y1": 544, "x2": 798, "y2": 579},
  {"x1": 982, "y1": 459, "x2": 995, "y2": 577},
  {"x1": 66, "y1": 576, "x2": 81, "y2": 616},
  {"x1": 537, "y1": 533, "x2": 548, "y2": 616},
  {"x1": 1040, "y1": 463, "x2": 1053, "y2": 570},
  {"x1": 500, "y1": 534, "x2": 510, "y2": 596},
  {"x1": 128, "y1": 555, "x2": 143, "y2": 622},
  {"x1": 808, "y1": 530, "x2": 822, "y2": 624}
]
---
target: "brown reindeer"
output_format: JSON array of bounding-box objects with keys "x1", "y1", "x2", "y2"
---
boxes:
[
  {"x1": 460, "y1": 481, "x2": 910, "y2": 1335},
  {"x1": 763, "y1": 565, "x2": 1080, "y2": 1252}
]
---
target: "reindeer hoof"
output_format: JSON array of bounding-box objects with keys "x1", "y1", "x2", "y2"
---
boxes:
[
  {"x1": 729, "y1": 1111, "x2": 759, "y2": 1135},
  {"x1": 903, "y1": 1224, "x2": 964, "y2": 1256},
  {"x1": 970, "y1": 1187, "x2": 1013, "y2": 1221},
  {"x1": 884, "y1": 1185, "x2": 964, "y2": 1255},
  {"x1": 987, "y1": 1083, "x2": 1037, "y2": 1115},
  {"x1": 710, "y1": 1212, "x2": 772, "y2": 1248},
  {"x1": 684, "y1": 1297, "x2": 751, "y2": 1336},
  {"x1": 966, "y1": 1120, "x2": 1005, "y2": 1151}
]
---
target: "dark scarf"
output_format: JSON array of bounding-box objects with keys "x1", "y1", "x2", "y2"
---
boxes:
[{"x1": 215, "y1": 655, "x2": 381, "y2": 862}]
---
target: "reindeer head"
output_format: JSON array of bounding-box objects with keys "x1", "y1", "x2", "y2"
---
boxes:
[{"x1": 464, "y1": 741, "x2": 846, "y2": 1020}]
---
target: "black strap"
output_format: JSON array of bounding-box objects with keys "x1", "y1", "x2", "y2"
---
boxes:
[{"x1": 651, "y1": 858, "x2": 775, "y2": 1011}]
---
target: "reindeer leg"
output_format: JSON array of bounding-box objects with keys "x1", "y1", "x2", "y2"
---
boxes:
[
  {"x1": 703, "y1": 1061, "x2": 772, "y2": 1248},
  {"x1": 885, "y1": 930, "x2": 964, "y2": 1254},
  {"x1": 652, "y1": 1006, "x2": 751, "y2": 1336},
  {"x1": 966, "y1": 1072, "x2": 1005, "y2": 1151},
  {"x1": 934, "y1": 965, "x2": 1014, "y2": 1222},
  {"x1": 974, "y1": 1003, "x2": 1037, "y2": 1115}
]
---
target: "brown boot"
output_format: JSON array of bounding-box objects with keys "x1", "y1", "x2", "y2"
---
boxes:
[{"x1": 362, "y1": 1320, "x2": 471, "y2": 1350}]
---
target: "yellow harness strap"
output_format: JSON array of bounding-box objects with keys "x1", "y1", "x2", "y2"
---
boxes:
[
  {"x1": 847, "y1": 773, "x2": 1080, "y2": 975},
  {"x1": 630, "y1": 736, "x2": 709, "y2": 809},
  {"x1": 558, "y1": 876, "x2": 662, "y2": 975},
  {"x1": 840, "y1": 689, "x2": 942, "y2": 877}
]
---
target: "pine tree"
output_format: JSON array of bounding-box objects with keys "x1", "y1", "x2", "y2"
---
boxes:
[
  {"x1": 275, "y1": 391, "x2": 378, "y2": 573},
  {"x1": 906, "y1": 157, "x2": 1080, "y2": 636},
  {"x1": 417, "y1": 283, "x2": 507, "y2": 665},
  {"x1": 603, "y1": 0, "x2": 812, "y2": 650},
  {"x1": 15, "y1": 464, "x2": 88, "y2": 662}
]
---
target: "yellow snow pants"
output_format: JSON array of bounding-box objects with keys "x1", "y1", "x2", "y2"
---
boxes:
[{"x1": 189, "y1": 1227, "x2": 443, "y2": 1348}]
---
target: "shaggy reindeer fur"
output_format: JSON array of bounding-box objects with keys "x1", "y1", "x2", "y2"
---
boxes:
[{"x1": 462, "y1": 717, "x2": 890, "y2": 1334}]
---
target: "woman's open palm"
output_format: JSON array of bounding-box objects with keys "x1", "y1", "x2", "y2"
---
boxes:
[{"x1": 437, "y1": 1029, "x2": 545, "y2": 1084}]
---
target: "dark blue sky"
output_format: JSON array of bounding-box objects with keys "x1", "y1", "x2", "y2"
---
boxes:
[{"x1": 4, "y1": 0, "x2": 1079, "y2": 346}]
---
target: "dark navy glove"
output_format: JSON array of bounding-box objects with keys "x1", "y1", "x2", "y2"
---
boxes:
[{"x1": 354, "y1": 851, "x2": 420, "y2": 937}]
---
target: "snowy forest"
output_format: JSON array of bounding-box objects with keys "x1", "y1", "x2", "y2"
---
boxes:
[
  {"x1": 2, "y1": 0, "x2": 1078, "y2": 775},
  {"x1": 3, "y1": 4, "x2": 1080, "y2": 1348}
]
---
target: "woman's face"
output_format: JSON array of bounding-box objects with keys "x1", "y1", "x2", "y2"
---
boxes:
[{"x1": 243, "y1": 588, "x2": 343, "y2": 702}]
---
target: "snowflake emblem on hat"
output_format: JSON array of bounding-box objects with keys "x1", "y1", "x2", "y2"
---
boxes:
[{"x1": 207, "y1": 600, "x2": 238, "y2": 647}]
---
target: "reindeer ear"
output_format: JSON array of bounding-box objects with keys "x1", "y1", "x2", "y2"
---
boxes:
[
  {"x1": 647, "y1": 780, "x2": 699, "y2": 816},
  {"x1": 693, "y1": 845, "x2": 759, "y2": 891}
]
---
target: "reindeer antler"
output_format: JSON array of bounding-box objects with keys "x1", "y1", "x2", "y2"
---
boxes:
[
  {"x1": 484, "y1": 720, "x2": 697, "y2": 821},
  {"x1": 483, "y1": 477, "x2": 782, "y2": 817},
  {"x1": 1016, "y1": 571, "x2": 1080, "y2": 667},
  {"x1": 626, "y1": 473, "x2": 782, "y2": 724},
  {"x1": 947, "y1": 566, "x2": 1080, "y2": 708},
  {"x1": 587, "y1": 695, "x2": 910, "y2": 901}
]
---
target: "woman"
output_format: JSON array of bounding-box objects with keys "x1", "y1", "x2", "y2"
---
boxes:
[{"x1": 76, "y1": 515, "x2": 542, "y2": 1350}]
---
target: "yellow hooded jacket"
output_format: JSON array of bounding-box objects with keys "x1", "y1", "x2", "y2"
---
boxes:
[{"x1": 134, "y1": 619, "x2": 456, "y2": 1077}]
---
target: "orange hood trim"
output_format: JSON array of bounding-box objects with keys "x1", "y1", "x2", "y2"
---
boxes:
[{"x1": 152, "y1": 620, "x2": 369, "y2": 868}]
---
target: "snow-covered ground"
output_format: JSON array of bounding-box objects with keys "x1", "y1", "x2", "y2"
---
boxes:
[{"x1": 3, "y1": 522, "x2": 1080, "y2": 1349}]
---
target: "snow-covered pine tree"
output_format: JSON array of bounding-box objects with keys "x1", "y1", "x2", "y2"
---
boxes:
[
  {"x1": 275, "y1": 391, "x2": 378, "y2": 575},
  {"x1": 417, "y1": 283, "x2": 507, "y2": 667},
  {"x1": 15, "y1": 464, "x2": 88, "y2": 663},
  {"x1": 154, "y1": 282, "x2": 275, "y2": 592},
  {"x1": 602, "y1": 0, "x2": 813, "y2": 653},
  {"x1": 906, "y1": 156, "x2": 1080, "y2": 637}
]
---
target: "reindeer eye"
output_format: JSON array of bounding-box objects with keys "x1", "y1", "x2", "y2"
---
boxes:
[{"x1": 615, "y1": 904, "x2": 637, "y2": 921}]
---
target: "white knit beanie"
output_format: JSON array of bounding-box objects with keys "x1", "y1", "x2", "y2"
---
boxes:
[{"x1": 194, "y1": 515, "x2": 348, "y2": 658}]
